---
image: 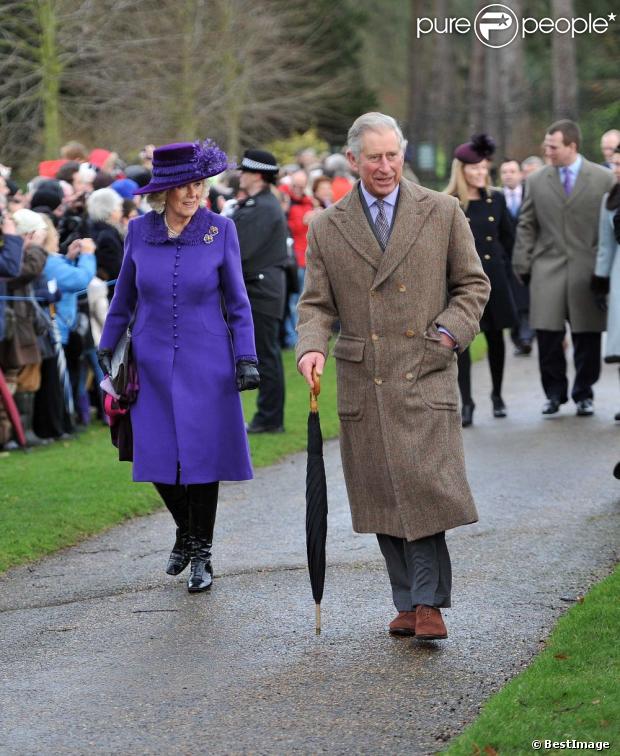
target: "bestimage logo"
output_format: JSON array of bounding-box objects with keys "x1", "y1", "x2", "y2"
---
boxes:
[{"x1": 416, "y1": 3, "x2": 616, "y2": 48}]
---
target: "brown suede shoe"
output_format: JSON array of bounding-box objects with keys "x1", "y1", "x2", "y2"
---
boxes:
[
  {"x1": 388, "y1": 611, "x2": 417, "y2": 636},
  {"x1": 415, "y1": 605, "x2": 448, "y2": 640}
]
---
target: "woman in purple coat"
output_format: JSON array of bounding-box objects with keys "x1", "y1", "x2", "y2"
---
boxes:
[{"x1": 98, "y1": 141, "x2": 259, "y2": 593}]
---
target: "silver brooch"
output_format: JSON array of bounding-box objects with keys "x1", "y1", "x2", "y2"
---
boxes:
[
  {"x1": 203, "y1": 233, "x2": 214, "y2": 244},
  {"x1": 209, "y1": 225, "x2": 219, "y2": 236}
]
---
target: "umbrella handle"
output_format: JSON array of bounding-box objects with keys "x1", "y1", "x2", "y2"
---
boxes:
[{"x1": 310, "y1": 368, "x2": 321, "y2": 413}]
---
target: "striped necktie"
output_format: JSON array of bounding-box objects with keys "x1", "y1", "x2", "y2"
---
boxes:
[{"x1": 374, "y1": 199, "x2": 390, "y2": 249}]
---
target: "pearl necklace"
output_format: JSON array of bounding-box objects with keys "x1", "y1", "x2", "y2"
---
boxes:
[{"x1": 163, "y1": 213, "x2": 181, "y2": 238}]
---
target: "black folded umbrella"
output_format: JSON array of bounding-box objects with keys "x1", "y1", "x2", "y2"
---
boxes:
[{"x1": 306, "y1": 371, "x2": 328, "y2": 634}]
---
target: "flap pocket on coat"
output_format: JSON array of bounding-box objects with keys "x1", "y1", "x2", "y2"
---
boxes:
[
  {"x1": 418, "y1": 336, "x2": 458, "y2": 411},
  {"x1": 333, "y1": 335, "x2": 366, "y2": 420},
  {"x1": 333, "y1": 335, "x2": 365, "y2": 362}
]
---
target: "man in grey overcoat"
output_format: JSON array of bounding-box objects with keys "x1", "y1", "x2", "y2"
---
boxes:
[
  {"x1": 513, "y1": 119, "x2": 615, "y2": 416},
  {"x1": 296, "y1": 113, "x2": 490, "y2": 640}
]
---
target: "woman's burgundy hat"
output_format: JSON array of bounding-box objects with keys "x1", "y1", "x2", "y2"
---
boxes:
[
  {"x1": 134, "y1": 140, "x2": 229, "y2": 195},
  {"x1": 454, "y1": 134, "x2": 496, "y2": 164}
]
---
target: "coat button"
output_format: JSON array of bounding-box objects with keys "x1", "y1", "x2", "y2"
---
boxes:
[
  {"x1": 173, "y1": 303, "x2": 177, "y2": 308},
  {"x1": 486, "y1": 197, "x2": 492, "y2": 204},
  {"x1": 174, "y1": 345, "x2": 179, "y2": 350},
  {"x1": 398, "y1": 284, "x2": 406, "y2": 292},
  {"x1": 484, "y1": 254, "x2": 491, "y2": 260},
  {"x1": 405, "y1": 372, "x2": 414, "y2": 380},
  {"x1": 488, "y1": 216, "x2": 494, "y2": 221},
  {"x1": 466, "y1": 217, "x2": 471, "y2": 222},
  {"x1": 371, "y1": 333, "x2": 379, "y2": 341},
  {"x1": 486, "y1": 236, "x2": 492, "y2": 241},
  {"x1": 174, "y1": 314, "x2": 178, "y2": 319},
  {"x1": 370, "y1": 290, "x2": 376, "y2": 297},
  {"x1": 405, "y1": 329, "x2": 415, "y2": 338},
  {"x1": 374, "y1": 377, "x2": 383, "y2": 385}
]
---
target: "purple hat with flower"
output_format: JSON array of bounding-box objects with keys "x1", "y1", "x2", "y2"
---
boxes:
[
  {"x1": 454, "y1": 134, "x2": 496, "y2": 164},
  {"x1": 133, "y1": 140, "x2": 229, "y2": 195}
]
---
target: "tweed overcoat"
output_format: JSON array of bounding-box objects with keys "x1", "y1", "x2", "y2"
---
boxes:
[
  {"x1": 296, "y1": 179, "x2": 490, "y2": 541},
  {"x1": 595, "y1": 193, "x2": 620, "y2": 361},
  {"x1": 513, "y1": 160, "x2": 614, "y2": 332},
  {"x1": 100, "y1": 208, "x2": 256, "y2": 485}
]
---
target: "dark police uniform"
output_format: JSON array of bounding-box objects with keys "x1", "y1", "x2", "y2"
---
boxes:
[{"x1": 233, "y1": 188, "x2": 288, "y2": 430}]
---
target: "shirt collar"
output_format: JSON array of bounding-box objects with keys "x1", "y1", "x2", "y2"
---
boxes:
[
  {"x1": 562, "y1": 154, "x2": 582, "y2": 176},
  {"x1": 360, "y1": 182, "x2": 400, "y2": 209}
]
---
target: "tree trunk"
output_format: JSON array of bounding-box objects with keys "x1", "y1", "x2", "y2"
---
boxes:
[
  {"x1": 36, "y1": 0, "x2": 62, "y2": 158},
  {"x1": 498, "y1": 0, "x2": 529, "y2": 158},
  {"x1": 551, "y1": 0, "x2": 578, "y2": 119},
  {"x1": 406, "y1": 0, "x2": 427, "y2": 157},
  {"x1": 467, "y1": 0, "x2": 486, "y2": 134},
  {"x1": 217, "y1": 0, "x2": 245, "y2": 157}
]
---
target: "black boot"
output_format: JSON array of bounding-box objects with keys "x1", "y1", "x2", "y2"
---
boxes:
[
  {"x1": 188, "y1": 538, "x2": 213, "y2": 592},
  {"x1": 154, "y1": 483, "x2": 191, "y2": 576},
  {"x1": 491, "y1": 393, "x2": 507, "y2": 418},
  {"x1": 15, "y1": 392, "x2": 50, "y2": 447},
  {"x1": 461, "y1": 401, "x2": 475, "y2": 427},
  {"x1": 187, "y1": 482, "x2": 219, "y2": 593}
]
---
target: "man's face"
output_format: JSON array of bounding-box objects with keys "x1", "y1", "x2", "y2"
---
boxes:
[
  {"x1": 347, "y1": 128, "x2": 404, "y2": 198},
  {"x1": 239, "y1": 170, "x2": 262, "y2": 194},
  {"x1": 544, "y1": 131, "x2": 577, "y2": 167},
  {"x1": 290, "y1": 171, "x2": 308, "y2": 198},
  {"x1": 602, "y1": 134, "x2": 620, "y2": 163},
  {"x1": 500, "y1": 161, "x2": 522, "y2": 189}
]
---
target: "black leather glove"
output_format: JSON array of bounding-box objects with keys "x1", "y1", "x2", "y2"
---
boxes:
[
  {"x1": 236, "y1": 360, "x2": 260, "y2": 391},
  {"x1": 97, "y1": 348, "x2": 113, "y2": 377},
  {"x1": 519, "y1": 272, "x2": 530, "y2": 287}
]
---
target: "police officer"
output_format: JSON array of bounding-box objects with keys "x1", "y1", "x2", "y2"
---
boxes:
[
  {"x1": 445, "y1": 135, "x2": 518, "y2": 426},
  {"x1": 233, "y1": 150, "x2": 288, "y2": 433}
]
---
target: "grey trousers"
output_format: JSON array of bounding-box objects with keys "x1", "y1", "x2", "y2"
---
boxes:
[{"x1": 377, "y1": 532, "x2": 452, "y2": 611}]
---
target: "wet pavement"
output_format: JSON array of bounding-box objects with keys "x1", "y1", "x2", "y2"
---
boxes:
[{"x1": 1, "y1": 346, "x2": 619, "y2": 755}]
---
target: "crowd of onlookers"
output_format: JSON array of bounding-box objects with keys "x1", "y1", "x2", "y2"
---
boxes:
[
  {"x1": 1, "y1": 126, "x2": 619, "y2": 450},
  {"x1": 0, "y1": 141, "x2": 360, "y2": 449}
]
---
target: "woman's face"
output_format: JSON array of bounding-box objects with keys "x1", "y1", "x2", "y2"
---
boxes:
[
  {"x1": 612, "y1": 153, "x2": 620, "y2": 183},
  {"x1": 166, "y1": 181, "x2": 204, "y2": 219},
  {"x1": 314, "y1": 180, "x2": 333, "y2": 205},
  {"x1": 463, "y1": 160, "x2": 489, "y2": 189},
  {"x1": 108, "y1": 204, "x2": 123, "y2": 224}
]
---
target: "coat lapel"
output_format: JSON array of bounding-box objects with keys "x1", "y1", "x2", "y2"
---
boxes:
[
  {"x1": 372, "y1": 180, "x2": 434, "y2": 289},
  {"x1": 546, "y1": 167, "x2": 567, "y2": 203},
  {"x1": 330, "y1": 184, "x2": 383, "y2": 270},
  {"x1": 566, "y1": 160, "x2": 591, "y2": 206}
]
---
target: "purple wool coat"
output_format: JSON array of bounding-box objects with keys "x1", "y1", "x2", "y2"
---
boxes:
[{"x1": 100, "y1": 208, "x2": 256, "y2": 484}]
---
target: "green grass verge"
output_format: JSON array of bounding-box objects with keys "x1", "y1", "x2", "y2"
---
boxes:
[
  {"x1": 0, "y1": 333, "x2": 485, "y2": 572},
  {"x1": 446, "y1": 564, "x2": 620, "y2": 755}
]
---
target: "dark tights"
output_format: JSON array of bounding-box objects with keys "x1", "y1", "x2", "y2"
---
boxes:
[{"x1": 458, "y1": 329, "x2": 505, "y2": 404}]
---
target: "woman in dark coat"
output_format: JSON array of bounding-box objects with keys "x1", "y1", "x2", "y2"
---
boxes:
[
  {"x1": 445, "y1": 135, "x2": 517, "y2": 426},
  {"x1": 98, "y1": 141, "x2": 260, "y2": 593}
]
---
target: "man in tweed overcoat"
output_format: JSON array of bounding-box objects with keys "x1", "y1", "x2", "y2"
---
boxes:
[{"x1": 296, "y1": 113, "x2": 490, "y2": 640}]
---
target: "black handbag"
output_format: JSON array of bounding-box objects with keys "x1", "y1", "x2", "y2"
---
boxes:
[{"x1": 110, "y1": 327, "x2": 132, "y2": 396}]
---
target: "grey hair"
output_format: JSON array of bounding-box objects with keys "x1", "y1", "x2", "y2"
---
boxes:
[
  {"x1": 347, "y1": 112, "x2": 407, "y2": 160},
  {"x1": 146, "y1": 180, "x2": 207, "y2": 214},
  {"x1": 86, "y1": 187, "x2": 123, "y2": 222},
  {"x1": 521, "y1": 155, "x2": 544, "y2": 170}
]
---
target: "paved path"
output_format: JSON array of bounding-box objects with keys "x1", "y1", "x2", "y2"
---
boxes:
[{"x1": 1, "y1": 347, "x2": 619, "y2": 755}]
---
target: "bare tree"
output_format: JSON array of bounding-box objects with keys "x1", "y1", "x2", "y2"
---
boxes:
[{"x1": 551, "y1": 0, "x2": 578, "y2": 119}]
